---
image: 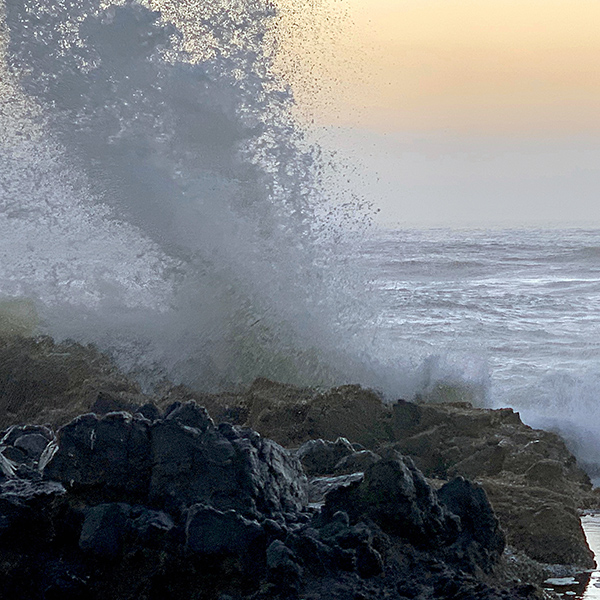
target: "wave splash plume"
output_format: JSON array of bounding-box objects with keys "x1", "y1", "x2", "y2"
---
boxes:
[{"x1": 0, "y1": 0, "x2": 414, "y2": 394}]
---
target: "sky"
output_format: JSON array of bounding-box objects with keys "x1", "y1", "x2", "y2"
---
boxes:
[{"x1": 279, "y1": 0, "x2": 600, "y2": 227}]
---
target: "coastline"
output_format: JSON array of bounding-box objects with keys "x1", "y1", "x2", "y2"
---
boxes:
[{"x1": 0, "y1": 333, "x2": 596, "y2": 599}]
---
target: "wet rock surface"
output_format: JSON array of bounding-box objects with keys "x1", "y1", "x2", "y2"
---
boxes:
[
  {"x1": 386, "y1": 400, "x2": 596, "y2": 569},
  {"x1": 196, "y1": 381, "x2": 596, "y2": 571},
  {"x1": 0, "y1": 401, "x2": 538, "y2": 599},
  {"x1": 0, "y1": 338, "x2": 592, "y2": 597}
]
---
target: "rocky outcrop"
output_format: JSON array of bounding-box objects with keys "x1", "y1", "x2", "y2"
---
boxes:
[
  {"x1": 0, "y1": 404, "x2": 541, "y2": 600},
  {"x1": 482, "y1": 481, "x2": 593, "y2": 567},
  {"x1": 0, "y1": 335, "x2": 143, "y2": 429},
  {"x1": 0, "y1": 335, "x2": 595, "y2": 585},
  {"x1": 386, "y1": 400, "x2": 595, "y2": 569},
  {"x1": 195, "y1": 381, "x2": 596, "y2": 571},
  {"x1": 196, "y1": 377, "x2": 388, "y2": 448},
  {"x1": 387, "y1": 400, "x2": 591, "y2": 492},
  {"x1": 44, "y1": 402, "x2": 308, "y2": 519}
]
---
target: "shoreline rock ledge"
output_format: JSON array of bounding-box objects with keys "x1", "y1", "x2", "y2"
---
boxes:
[
  {"x1": 0, "y1": 335, "x2": 596, "y2": 598},
  {"x1": 199, "y1": 378, "x2": 598, "y2": 573},
  {"x1": 3, "y1": 402, "x2": 536, "y2": 600}
]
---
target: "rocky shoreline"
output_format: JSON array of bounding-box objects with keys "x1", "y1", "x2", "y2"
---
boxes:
[{"x1": 0, "y1": 335, "x2": 597, "y2": 599}]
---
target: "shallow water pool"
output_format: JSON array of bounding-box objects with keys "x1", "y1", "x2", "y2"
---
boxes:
[{"x1": 545, "y1": 515, "x2": 600, "y2": 598}]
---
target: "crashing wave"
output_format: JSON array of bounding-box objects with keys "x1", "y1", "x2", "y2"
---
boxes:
[{"x1": 0, "y1": 0, "x2": 403, "y2": 393}]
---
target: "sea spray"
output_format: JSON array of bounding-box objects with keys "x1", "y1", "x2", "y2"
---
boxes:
[{"x1": 0, "y1": 0, "x2": 415, "y2": 394}]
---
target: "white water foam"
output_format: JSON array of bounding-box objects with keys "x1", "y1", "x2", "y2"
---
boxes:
[{"x1": 0, "y1": 0, "x2": 412, "y2": 394}]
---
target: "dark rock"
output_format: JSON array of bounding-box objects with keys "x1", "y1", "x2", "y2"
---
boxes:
[
  {"x1": 288, "y1": 531, "x2": 337, "y2": 576},
  {"x1": 266, "y1": 539, "x2": 303, "y2": 593},
  {"x1": 334, "y1": 450, "x2": 381, "y2": 475},
  {"x1": 44, "y1": 412, "x2": 152, "y2": 502},
  {"x1": 15, "y1": 463, "x2": 42, "y2": 480},
  {"x1": 173, "y1": 379, "x2": 598, "y2": 572},
  {"x1": 136, "y1": 402, "x2": 161, "y2": 422},
  {"x1": 296, "y1": 438, "x2": 355, "y2": 476},
  {"x1": 0, "y1": 479, "x2": 66, "y2": 548},
  {"x1": 262, "y1": 517, "x2": 288, "y2": 541},
  {"x1": 149, "y1": 418, "x2": 239, "y2": 513},
  {"x1": 385, "y1": 399, "x2": 595, "y2": 568},
  {"x1": 164, "y1": 400, "x2": 214, "y2": 431},
  {"x1": 40, "y1": 403, "x2": 306, "y2": 522},
  {"x1": 318, "y1": 510, "x2": 351, "y2": 540},
  {"x1": 0, "y1": 337, "x2": 573, "y2": 599},
  {"x1": 355, "y1": 544, "x2": 383, "y2": 578},
  {"x1": 323, "y1": 451, "x2": 458, "y2": 548},
  {"x1": 1, "y1": 445, "x2": 26, "y2": 464},
  {"x1": 40, "y1": 568, "x2": 90, "y2": 600},
  {"x1": 165, "y1": 380, "x2": 596, "y2": 572},
  {"x1": 149, "y1": 416, "x2": 307, "y2": 517},
  {"x1": 186, "y1": 504, "x2": 264, "y2": 555},
  {"x1": 14, "y1": 433, "x2": 50, "y2": 458},
  {"x1": 322, "y1": 520, "x2": 373, "y2": 551},
  {"x1": 1, "y1": 424, "x2": 55, "y2": 446},
  {"x1": 438, "y1": 477, "x2": 505, "y2": 572},
  {"x1": 79, "y1": 502, "x2": 130, "y2": 557},
  {"x1": 79, "y1": 502, "x2": 175, "y2": 558},
  {"x1": 128, "y1": 504, "x2": 175, "y2": 545},
  {"x1": 91, "y1": 392, "x2": 160, "y2": 422},
  {"x1": 308, "y1": 473, "x2": 364, "y2": 504}
]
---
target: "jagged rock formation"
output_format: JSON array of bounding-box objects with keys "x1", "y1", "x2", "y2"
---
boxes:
[
  {"x1": 0, "y1": 403, "x2": 539, "y2": 600},
  {"x1": 196, "y1": 380, "x2": 597, "y2": 570},
  {"x1": 387, "y1": 401, "x2": 595, "y2": 569},
  {"x1": 0, "y1": 334, "x2": 596, "y2": 589}
]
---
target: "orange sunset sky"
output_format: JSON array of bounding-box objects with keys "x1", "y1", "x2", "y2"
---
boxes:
[
  {"x1": 285, "y1": 0, "x2": 600, "y2": 134},
  {"x1": 278, "y1": 0, "x2": 600, "y2": 226}
]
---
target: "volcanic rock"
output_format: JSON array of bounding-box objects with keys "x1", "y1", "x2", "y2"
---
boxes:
[
  {"x1": 438, "y1": 477, "x2": 506, "y2": 572},
  {"x1": 0, "y1": 404, "x2": 545, "y2": 600},
  {"x1": 43, "y1": 411, "x2": 153, "y2": 503},
  {"x1": 185, "y1": 504, "x2": 264, "y2": 555},
  {"x1": 296, "y1": 437, "x2": 356, "y2": 476},
  {"x1": 0, "y1": 335, "x2": 593, "y2": 595},
  {"x1": 43, "y1": 402, "x2": 308, "y2": 519},
  {"x1": 0, "y1": 478, "x2": 66, "y2": 548},
  {"x1": 149, "y1": 414, "x2": 308, "y2": 517},
  {"x1": 319, "y1": 450, "x2": 505, "y2": 574}
]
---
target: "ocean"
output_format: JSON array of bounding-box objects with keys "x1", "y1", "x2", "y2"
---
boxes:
[
  {"x1": 358, "y1": 227, "x2": 600, "y2": 477},
  {"x1": 1, "y1": 0, "x2": 600, "y2": 475}
]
